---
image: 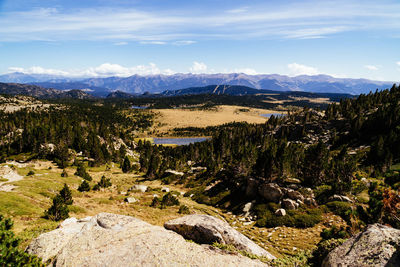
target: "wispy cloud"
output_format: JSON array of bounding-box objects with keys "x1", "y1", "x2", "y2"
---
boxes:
[
  {"x1": 364, "y1": 65, "x2": 379, "y2": 71},
  {"x1": 114, "y1": 42, "x2": 128, "y2": 46},
  {"x1": 1, "y1": 1, "x2": 400, "y2": 42}
]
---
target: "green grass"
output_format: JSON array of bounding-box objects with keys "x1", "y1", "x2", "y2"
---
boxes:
[
  {"x1": 390, "y1": 163, "x2": 400, "y2": 171},
  {"x1": 0, "y1": 192, "x2": 42, "y2": 216},
  {"x1": 0, "y1": 177, "x2": 9, "y2": 182}
]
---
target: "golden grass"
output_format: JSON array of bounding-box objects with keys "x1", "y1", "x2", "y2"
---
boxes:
[{"x1": 151, "y1": 105, "x2": 283, "y2": 134}]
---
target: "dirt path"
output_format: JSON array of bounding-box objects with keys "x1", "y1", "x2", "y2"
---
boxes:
[{"x1": 0, "y1": 164, "x2": 24, "y2": 192}]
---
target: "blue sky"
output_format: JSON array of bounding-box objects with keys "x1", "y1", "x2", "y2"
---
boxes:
[{"x1": 0, "y1": 0, "x2": 399, "y2": 81}]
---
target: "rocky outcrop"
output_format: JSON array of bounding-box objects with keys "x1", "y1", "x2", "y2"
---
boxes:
[
  {"x1": 259, "y1": 183, "x2": 283, "y2": 203},
  {"x1": 164, "y1": 214, "x2": 275, "y2": 259},
  {"x1": 27, "y1": 213, "x2": 268, "y2": 266},
  {"x1": 323, "y1": 224, "x2": 400, "y2": 267}
]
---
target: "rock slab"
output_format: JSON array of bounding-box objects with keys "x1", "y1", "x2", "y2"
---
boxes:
[
  {"x1": 323, "y1": 224, "x2": 400, "y2": 267},
  {"x1": 164, "y1": 214, "x2": 275, "y2": 259},
  {"x1": 27, "y1": 213, "x2": 268, "y2": 267}
]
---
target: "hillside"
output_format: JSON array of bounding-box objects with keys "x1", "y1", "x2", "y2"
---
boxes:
[{"x1": 0, "y1": 83, "x2": 93, "y2": 99}]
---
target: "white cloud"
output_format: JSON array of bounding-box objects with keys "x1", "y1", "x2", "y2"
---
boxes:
[
  {"x1": 140, "y1": 41, "x2": 167, "y2": 45},
  {"x1": 8, "y1": 63, "x2": 176, "y2": 77},
  {"x1": 226, "y1": 7, "x2": 249, "y2": 14},
  {"x1": 173, "y1": 40, "x2": 196, "y2": 46},
  {"x1": 287, "y1": 63, "x2": 320, "y2": 76},
  {"x1": 189, "y1": 61, "x2": 208, "y2": 74},
  {"x1": 114, "y1": 42, "x2": 128, "y2": 46},
  {"x1": 231, "y1": 68, "x2": 258, "y2": 75},
  {"x1": 364, "y1": 65, "x2": 379, "y2": 71},
  {"x1": 397, "y1": 61, "x2": 400, "y2": 66},
  {"x1": 8, "y1": 66, "x2": 69, "y2": 76}
]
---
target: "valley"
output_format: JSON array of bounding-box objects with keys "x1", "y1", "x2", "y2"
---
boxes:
[{"x1": 0, "y1": 83, "x2": 399, "y2": 266}]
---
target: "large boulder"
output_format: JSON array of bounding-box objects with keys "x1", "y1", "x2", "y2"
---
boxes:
[
  {"x1": 323, "y1": 224, "x2": 400, "y2": 267},
  {"x1": 282, "y1": 198, "x2": 298, "y2": 210},
  {"x1": 27, "y1": 213, "x2": 268, "y2": 266},
  {"x1": 164, "y1": 214, "x2": 275, "y2": 259},
  {"x1": 245, "y1": 178, "x2": 259, "y2": 198},
  {"x1": 287, "y1": 190, "x2": 304, "y2": 202},
  {"x1": 258, "y1": 183, "x2": 283, "y2": 203}
]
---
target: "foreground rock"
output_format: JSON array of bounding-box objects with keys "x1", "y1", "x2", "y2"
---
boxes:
[
  {"x1": 323, "y1": 224, "x2": 400, "y2": 267},
  {"x1": 164, "y1": 214, "x2": 275, "y2": 259},
  {"x1": 27, "y1": 213, "x2": 267, "y2": 267}
]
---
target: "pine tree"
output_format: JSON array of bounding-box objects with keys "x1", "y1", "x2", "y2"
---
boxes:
[
  {"x1": 78, "y1": 180, "x2": 91, "y2": 192},
  {"x1": 59, "y1": 184, "x2": 73, "y2": 205},
  {"x1": 98, "y1": 175, "x2": 112, "y2": 188},
  {"x1": 122, "y1": 156, "x2": 131, "y2": 173},
  {"x1": 0, "y1": 215, "x2": 43, "y2": 265},
  {"x1": 45, "y1": 195, "x2": 69, "y2": 221}
]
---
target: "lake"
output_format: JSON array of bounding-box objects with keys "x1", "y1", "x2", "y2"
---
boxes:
[
  {"x1": 260, "y1": 113, "x2": 285, "y2": 118},
  {"x1": 131, "y1": 105, "x2": 148, "y2": 109},
  {"x1": 153, "y1": 137, "x2": 210, "y2": 145}
]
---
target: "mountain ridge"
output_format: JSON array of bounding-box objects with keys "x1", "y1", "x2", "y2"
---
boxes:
[{"x1": 0, "y1": 72, "x2": 395, "y2": 96}]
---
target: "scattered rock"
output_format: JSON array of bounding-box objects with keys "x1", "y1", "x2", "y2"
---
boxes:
[
  {"x1": 165, "y1": 169, "x2": 184, "y2": 176},
  {"x1": 161, "y1": 187, "x2": 170, "y2": 192},
  {"x1": 323, "y1": 224, "x2": 400, "y2": 267},
  {"x1": 304, "y1": 197, "x2": 318, "y2": 206},
  {"x1": 284, "y1": 178, "x2": 301, "y2": 184},
  {"x1": 129, "y1": 184, "x2": 148, "y2": 193},
  {"x1": 124, "y1": 197, "x2": 137, "y2": 203},
  {"x1": 275, "y1": 209, "x2": 286, "y2": 216},
  {"x1": 243, "y1": 202, "x2": 254, "y2": 214},
  {"x1": 287, "y1": 190, "x2": 304, "y2": 202},
  {"x1": 259, "y1": 183, "x2": 283, "y2": 203},
  {"x1": 27, "y1": 213, "x2": 267, "y2": 266},
  {"x1": 328, "y1": 194, "x2": 353, "y2": 203},
  {"x1": 282, "y1": 198, "x2": 298, "y2": 210},
  {"x1": 164, "y1": 214, "x2": 275, "y2": 259}
]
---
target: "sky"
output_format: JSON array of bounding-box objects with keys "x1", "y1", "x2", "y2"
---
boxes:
[{"x1": 0, "y1": 0, "x2": 399, "y2": 81}]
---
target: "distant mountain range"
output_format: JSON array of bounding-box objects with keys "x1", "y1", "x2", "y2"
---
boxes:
[
  {"x1": 0, "y1": 72, "x2": 395, "y2": 96},
  {"x1": 0, "y1": 83, "x2": 93, "y2": 99}
]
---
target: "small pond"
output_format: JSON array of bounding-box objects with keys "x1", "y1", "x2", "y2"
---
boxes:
[
  {"x1": 131, "y1": 105, "x2": 148, "y2": 109},
  {"x1": 153, "y1": 137, "x2": 210, "y2": 146},
  {"x1": 260, "y1": 113, "x2": 285, "y2": 118}
]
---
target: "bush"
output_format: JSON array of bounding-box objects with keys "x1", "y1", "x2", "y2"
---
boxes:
[
  {"x1": 178, "y1": 205, "x2": 190, "y2": 214},
  {"x1": 27, "y1": 170, "x2": 35, "y2": 176},
  {"x1": 308, "y1": 238, "x2": 346, "y2": 266},
  {"x1": 314, "y1": 185, "x2": 332, "y2": 204},
  {"x1": 151, "y1": 193, "x2": 180, "y2": 208},
  {"x1": 161, "y1": 192, "x2": 180, "y2": 207},
  {"x1": 0, "y1": 215, "x2": 43, "y2": 266},
  {"x1": 78, "y1": 180, "x2": 91, "y2": 192},
  {"x1": 45, "y1": 195, "x2": 69, "y2": 221},
  {"x1": 61, "y1": 169, "x2": 68, "y2": 177},
  {"x1": 92, "y1": 184, "x2": 100, "y2": 191},
  {"x1": 256, "y1": 207, "x2": 323, "y2": 228},
  {"x1": 150, "y1": 197, "x2": 161, "y2": 207},
  {"x1": 320, "y1": 225, "x2": 349, "y2": 240},
  {"x1": 326, "y1": 201, "x2": 353, "y2": 222}
]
